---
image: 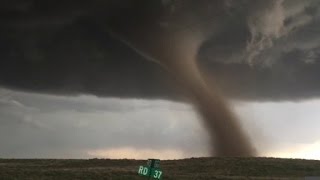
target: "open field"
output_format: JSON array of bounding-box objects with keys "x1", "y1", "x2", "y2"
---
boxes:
[{"x1": 0, "y1": 157, "x2": 320, "y2": 179}]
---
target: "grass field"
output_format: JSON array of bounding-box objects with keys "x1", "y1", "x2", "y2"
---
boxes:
[{"x1": 0, "y1": 157, "x2": 320, "y2": 179}]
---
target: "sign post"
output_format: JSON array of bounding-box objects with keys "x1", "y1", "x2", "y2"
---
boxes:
[{"x1": 137, "y1": 159, "x2": 163, "y2": 179}]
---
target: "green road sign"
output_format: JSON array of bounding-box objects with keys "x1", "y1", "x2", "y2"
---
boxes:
[{"x1": 138, "y1": 159, "x2": 163, "y2": 179}]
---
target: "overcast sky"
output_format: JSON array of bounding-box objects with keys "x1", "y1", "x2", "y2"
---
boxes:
[
  {"x1": 1, "y1": 0, "x2": 320, "y2": 160},
  {"x1": 1, "y1": 88, "x2": 319, "y2": 160}
]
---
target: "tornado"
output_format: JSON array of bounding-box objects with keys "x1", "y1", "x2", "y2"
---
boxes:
[{"x1": 112, "y1": 23, "x2": 257, "y2": 156}]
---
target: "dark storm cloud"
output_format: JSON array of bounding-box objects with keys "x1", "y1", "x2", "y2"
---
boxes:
[
  {"x1": 198, "y1": 0, "x2": 320, "y2": 100},
  {"x1": 0, "y1": 0, "x2": 179, "y2": 99},
  {"x1": 1, "y1": 0, "x2": 320, "y2": 100}
]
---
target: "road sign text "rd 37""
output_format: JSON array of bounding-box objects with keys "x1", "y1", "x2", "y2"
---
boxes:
[{"x1": 138, "y1": 166, "x2": 162, "y2": 179}]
